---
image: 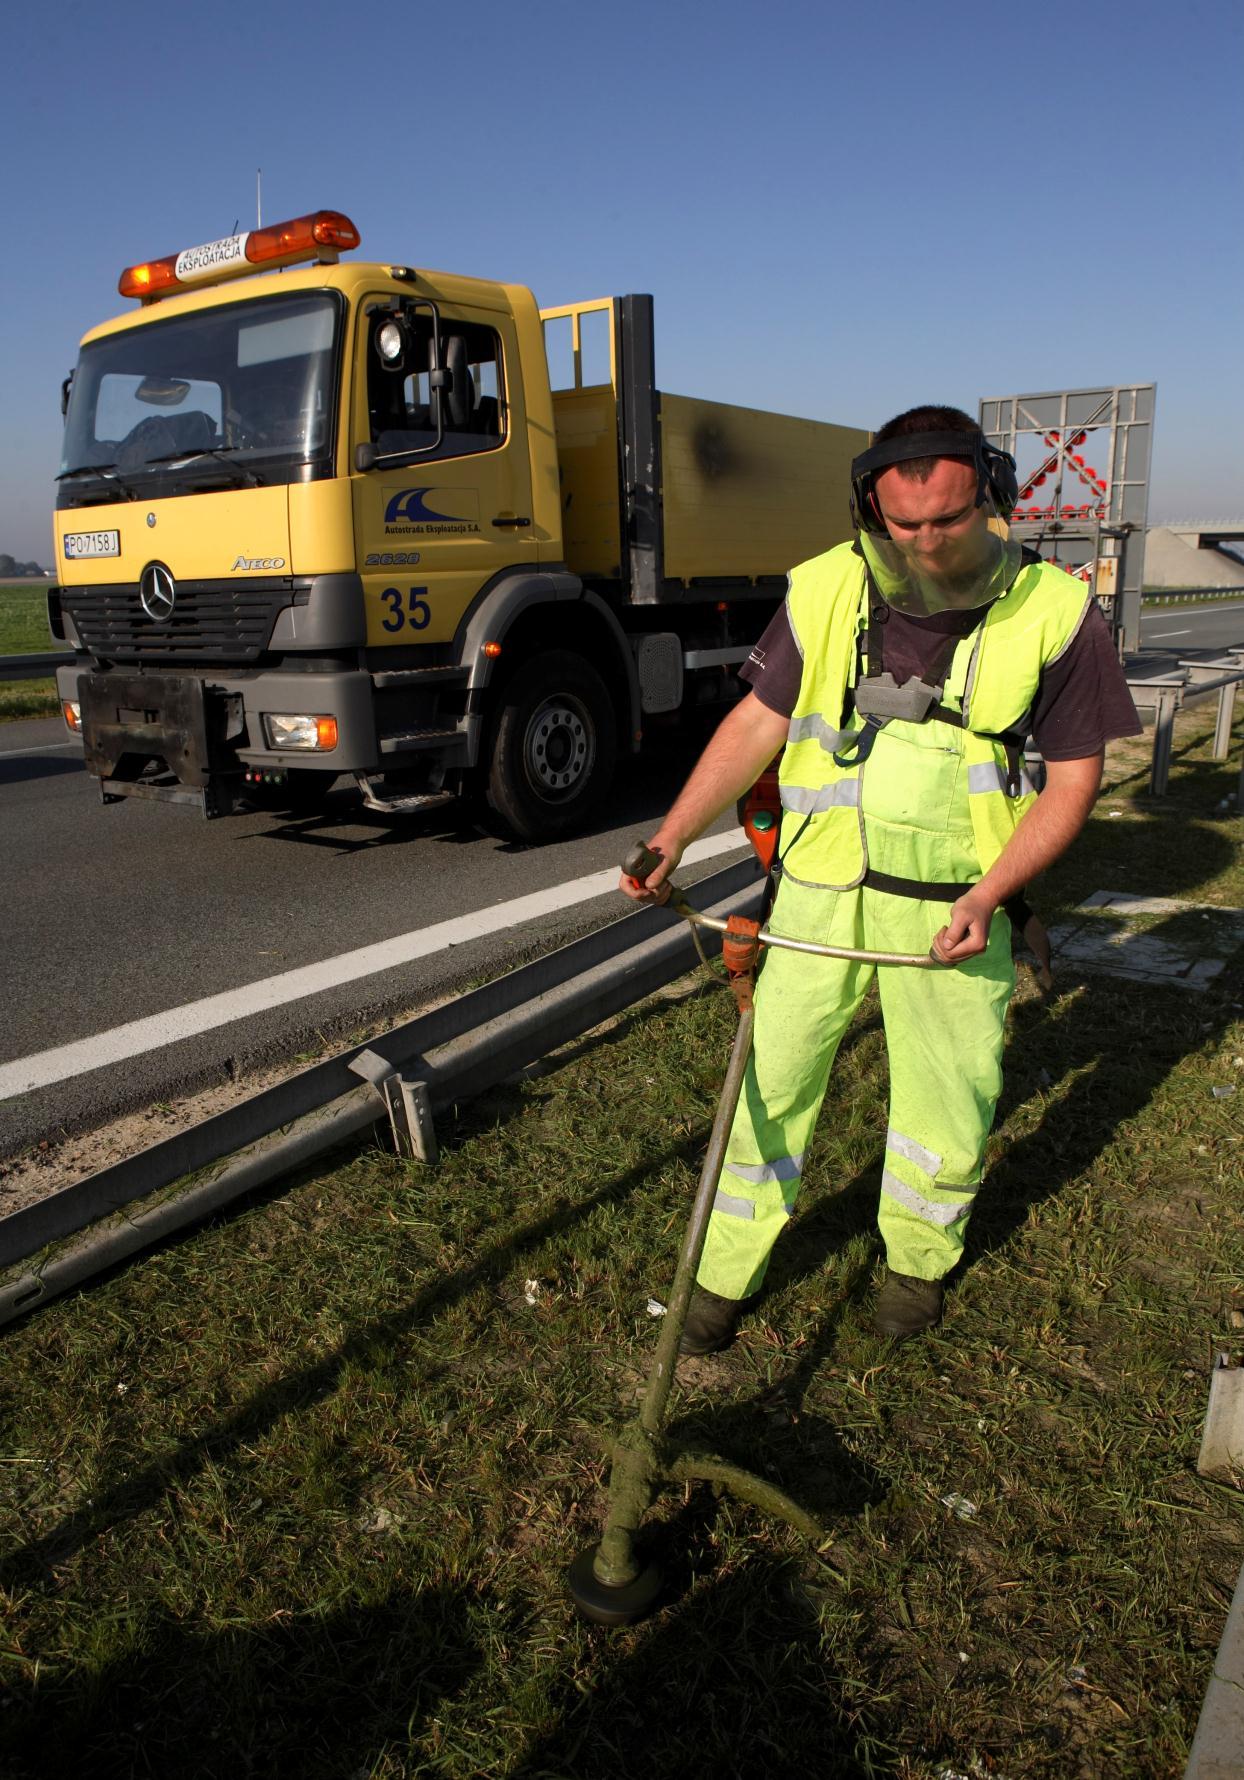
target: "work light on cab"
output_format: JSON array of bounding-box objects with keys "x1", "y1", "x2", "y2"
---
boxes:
[
  {"x1": 118, "y1": 210, "x2": 361, "y2": 303},
  {"x1": 262, "y1": 714, "x2": 339, "y2": 751}
]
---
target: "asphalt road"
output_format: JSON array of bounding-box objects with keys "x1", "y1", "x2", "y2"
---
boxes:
[
  {"x1": 2, "y1": 596, "x2": 1241, "y2": 1158},
  {"x1": 0, "y1": 709, "x2": 758, "y2": 1156}
]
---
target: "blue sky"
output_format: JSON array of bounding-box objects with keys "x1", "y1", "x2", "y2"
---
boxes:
[{"x1": 3, "y1": 0, "x2": 1240, "y2": 562}]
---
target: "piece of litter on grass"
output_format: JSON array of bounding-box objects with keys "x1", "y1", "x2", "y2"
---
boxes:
[
  {"x1": 523, "y1": 1279, "x2": 541, "y2": 1305},
  {"x1": 957, "y1": 1651, "x2": 970, "y2": 1663},
  {"x1": 1212, "y1": 1085, "x2": 1237, "y2": 1099},
  {"x1": 646, "y1": 1298, "x2": 667, "y2": 1318},
  {"x1": 941, "y1": 1493, "x2": 978, "y2": 1520},
  {"x1": 359, "y1": 1507, "x2": 397, "y2": 1534}
]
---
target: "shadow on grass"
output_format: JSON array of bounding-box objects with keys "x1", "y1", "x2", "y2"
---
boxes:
[
  {"x1": 0, "y1": 1127, "x2": 708, "y2": 1595},
  {"x1": 664, "y1": 1224, "x2": 890, "y2": 1527},
  {"x1": 0, "y1": 1579, "x2": 488, "y2": 1780},
  {"x1": 515, "y1": 1549, "x2": 896, "y2": 1779}
]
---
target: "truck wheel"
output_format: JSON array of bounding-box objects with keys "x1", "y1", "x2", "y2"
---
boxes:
[{"x1": 486, "y1": 651, "x2": 616, "y2": 841}]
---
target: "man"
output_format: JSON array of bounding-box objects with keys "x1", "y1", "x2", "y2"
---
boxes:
[{"x1": 620, "y1": 406, "x2": 1141, "y2": 1348}]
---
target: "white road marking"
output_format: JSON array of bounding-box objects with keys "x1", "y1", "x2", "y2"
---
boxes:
[
  {"x1": 1148, "y1": 629, "x2": 1192, "y2": 639},
  {"x1": 0, "y1": 830, "x2": 750, "y2": 1102},
  {"x1": 0, "y1": 742, "x2": 80, "y2": 760}
]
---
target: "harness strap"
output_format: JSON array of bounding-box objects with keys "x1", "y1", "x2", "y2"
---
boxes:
[
  {"x1": 862, "y1": 868, "x2": 965, "y2": 903},
  {"x1": 863, "y1": 871, "x2": 1047, "y2": 952}
]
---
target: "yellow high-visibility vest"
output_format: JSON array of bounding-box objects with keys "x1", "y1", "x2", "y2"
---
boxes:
[{"x1": 777, "y1": 541, "x2": 1092, "y2": 889}]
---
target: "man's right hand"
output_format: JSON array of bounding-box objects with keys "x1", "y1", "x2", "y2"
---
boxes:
[
  {"x1": 615, "y1": 692, "x2": 791, "y2": 906},
  {"x1": 618, "y1": 835, "x2": 683, "y2": 903}
]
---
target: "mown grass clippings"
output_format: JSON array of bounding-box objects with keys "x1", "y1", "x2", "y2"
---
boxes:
[{"x1": 0, "y1": 700, "x2": 1241, "y2": 1778}]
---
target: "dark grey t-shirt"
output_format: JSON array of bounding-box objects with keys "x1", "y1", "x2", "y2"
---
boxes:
[{"x1": 740, "y1": 592, "x2": 1141, "y2": 760}]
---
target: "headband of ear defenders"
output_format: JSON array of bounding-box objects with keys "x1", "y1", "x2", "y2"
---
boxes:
[{"x1": 850, "y1": 431, "x2": 993, "y2": 479}]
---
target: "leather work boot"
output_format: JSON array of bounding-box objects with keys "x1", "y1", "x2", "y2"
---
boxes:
[
  {"x1": 678, "y1": 1286, "x2": 751, "y2": 1356},
  {"x1": 874, "y1": 1271, "x2": 944, "y2": 1340}
]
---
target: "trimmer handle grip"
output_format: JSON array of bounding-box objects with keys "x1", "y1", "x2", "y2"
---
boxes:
[{"x1": 623, "y1": 840, "x2": 664, "y2": 889}]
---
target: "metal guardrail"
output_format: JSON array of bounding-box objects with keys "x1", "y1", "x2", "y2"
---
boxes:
[
  {"x1": 1143, "y1": 588, "x2": 1244, "y2": 605},
  {"x1": 1126, "y1": 649, "x2": 1244, "y2": 805},
  {"x1": 0, "y1": 856, "x2": 763, "y2": 1328},
  {"x1": 0, "y1": 650, "x2": 71, "y2": 682}
]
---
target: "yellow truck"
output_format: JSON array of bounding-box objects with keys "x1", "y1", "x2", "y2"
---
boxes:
[{"x1": 52, "y1": 209, "x2": 866, "y2": 838}]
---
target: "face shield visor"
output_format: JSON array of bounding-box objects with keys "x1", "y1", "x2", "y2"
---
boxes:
[{"x1": 851, "y1": 432, "x2": 1021, "y2": 617}]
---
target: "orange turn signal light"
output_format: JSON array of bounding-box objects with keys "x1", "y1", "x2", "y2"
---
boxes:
[
  {"x1": 483, "y1": 641, "x2": 503, "y2": 659},
  {"x1": 315, "y1": 717, "x2": 338, "y2": 751},
  {"x1": 61, "y1": 700, "x2": 81, "y2": 732}
]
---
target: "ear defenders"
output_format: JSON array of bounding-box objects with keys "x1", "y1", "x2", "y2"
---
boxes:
[{"x1": 850, "y1": 431, "x2": 1018, "y2": 536}]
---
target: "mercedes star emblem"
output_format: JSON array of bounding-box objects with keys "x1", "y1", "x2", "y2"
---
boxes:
[{"x1": 139, "y1": 563, "x2": 177, "y2": 623}]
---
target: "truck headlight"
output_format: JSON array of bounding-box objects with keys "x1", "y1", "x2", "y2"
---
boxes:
[{"x1": 262, "y1": 714, "x2": 338, "y2": 751}]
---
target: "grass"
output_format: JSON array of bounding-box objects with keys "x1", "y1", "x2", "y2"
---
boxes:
[
  {"x1": 0, "y1": 704, "x2": 1241, "y2": 1778},
  {"x1": 0, "y1": 583, "x2": 60, "y2": 720}
]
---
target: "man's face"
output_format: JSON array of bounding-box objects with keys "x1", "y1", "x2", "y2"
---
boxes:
[{"x1": 873, "y1": 457, "x2": 992, "y2": 596}]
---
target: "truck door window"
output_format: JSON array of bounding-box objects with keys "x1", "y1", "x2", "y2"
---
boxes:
[{"x1": 368, "y1": 310, "x2": 504, "y2": 462}]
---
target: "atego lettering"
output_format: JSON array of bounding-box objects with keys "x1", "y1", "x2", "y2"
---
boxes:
[{"x1": 233, "y1": 555, "x2": 287, "y2": 570}]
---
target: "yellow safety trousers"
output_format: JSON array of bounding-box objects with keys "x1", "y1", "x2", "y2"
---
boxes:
[{"x1": 697, "y1": 712, "x2": 1016, "y2": 1297}]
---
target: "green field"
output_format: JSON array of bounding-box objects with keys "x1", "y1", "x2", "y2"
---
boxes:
[
  {"x1": 0, "y1": 583, "x2": 60, "y2": 720},
  {"x1": 0, "y1": 704, "x2": 1242, "y2": 1779}
]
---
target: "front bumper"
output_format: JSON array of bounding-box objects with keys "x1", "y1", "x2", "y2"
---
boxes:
[{"x1": 63, "y1": 662, "x2": 379, "y2": 816}]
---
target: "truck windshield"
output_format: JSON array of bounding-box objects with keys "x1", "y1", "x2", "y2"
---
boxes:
[{"x1": 58, "y1": 291, "x2": 342, "y2": 504}]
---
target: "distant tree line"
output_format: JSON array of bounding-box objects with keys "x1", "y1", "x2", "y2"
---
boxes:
[{"x1": 0, "y1": 555, "x2": 47, "y2": 577}]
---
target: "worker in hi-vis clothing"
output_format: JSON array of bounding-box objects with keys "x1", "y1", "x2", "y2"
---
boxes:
[{"x1": 621, "y1": 406, "x2": 1141, "y2": 1347}]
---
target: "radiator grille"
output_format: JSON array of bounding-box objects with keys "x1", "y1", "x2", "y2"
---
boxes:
[{"x1": 64, "y1": 578, "x2": 292, "y2": 663}]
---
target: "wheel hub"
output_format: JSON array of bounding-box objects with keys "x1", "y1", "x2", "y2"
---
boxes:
[{"x1": 524, "y1": 698, "x2": 593, "y2": 797}]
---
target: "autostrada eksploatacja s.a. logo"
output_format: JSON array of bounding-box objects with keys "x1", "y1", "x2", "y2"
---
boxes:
[{"x1": 383, "y1": 488, "x2": 480, "y2": 535}]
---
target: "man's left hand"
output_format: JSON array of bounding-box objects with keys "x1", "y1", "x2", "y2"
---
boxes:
[{"x1": 932, "y1": 890, "x2": 997, "y2": 963}]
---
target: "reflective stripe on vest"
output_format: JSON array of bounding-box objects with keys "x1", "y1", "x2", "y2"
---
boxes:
[
  {"x1": 787, "y1": 713, "x2": 857, "y2": 753},
  {"x1": 968, "y1": 761, "x2": 1036, "y2": 799},
  {"x1": 780, "y1": 780, "x2": 861, "y2": 815}
]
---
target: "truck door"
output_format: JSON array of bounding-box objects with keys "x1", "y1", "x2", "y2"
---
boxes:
[{"x1": 352, "y1": 296, "x2": 537, "y2": 650}]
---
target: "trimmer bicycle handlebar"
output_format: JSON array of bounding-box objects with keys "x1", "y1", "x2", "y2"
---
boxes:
[{"x1": 622, "y1": 841, "x2": 950, "y2": 969}]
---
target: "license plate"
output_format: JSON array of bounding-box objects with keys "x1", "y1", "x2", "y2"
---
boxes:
[{"x1": 64, "y1": 529, "x2": 120, "y2": 559}]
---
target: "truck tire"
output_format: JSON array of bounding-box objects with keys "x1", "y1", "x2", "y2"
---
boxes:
[{"x1": 485, "y1": 650, "x2": 617, "y2": 841}]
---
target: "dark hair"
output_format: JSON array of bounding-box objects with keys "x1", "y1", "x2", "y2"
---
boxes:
[{"x1": 873, "y1": 405, "x2": 981, "y2": 482}]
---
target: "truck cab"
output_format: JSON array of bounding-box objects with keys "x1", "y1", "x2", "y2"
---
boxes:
[{"x1": 53, "y1": 210, "x2": 864, "y2": 837}]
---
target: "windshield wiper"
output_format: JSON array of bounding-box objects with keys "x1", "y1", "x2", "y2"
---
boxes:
[
  {"x1": 56, "y1": 462, "x2": 141, "y2": 498},
  {"x1": 134, "y1": 447, "x2": 265, "y2": 488}
]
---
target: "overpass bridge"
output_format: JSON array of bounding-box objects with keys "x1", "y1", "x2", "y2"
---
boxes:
[{"x1": 1145, "y1": 522, "x2": 1244, "y2": 588}]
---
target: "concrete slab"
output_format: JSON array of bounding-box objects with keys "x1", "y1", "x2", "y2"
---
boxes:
[{"x1": 1047, "y1": 890, "x2": 1244, "y2": 990}]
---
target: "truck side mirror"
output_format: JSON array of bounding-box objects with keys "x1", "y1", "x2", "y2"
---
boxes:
[
  {"x1": 355, "y1": 442, "x2": 377, "y2": 473},
  {"x1": 61, "y1": 371, "x2": 74, "y2": 419}
]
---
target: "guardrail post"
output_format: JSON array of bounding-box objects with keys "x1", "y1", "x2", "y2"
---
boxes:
[
  {"x1": 348, "y1": 1047, "x2": 434, "y2": 1160},
  {"x1": 1151, "y1": 684, "x2": 1180, "y2": 795},
  {"x1": 1214, "y1": 681, "x2": 1237, "y2": 760},
  {"x1": 398, "y1": 1077, "x2": 439, "y2": 1164}
]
